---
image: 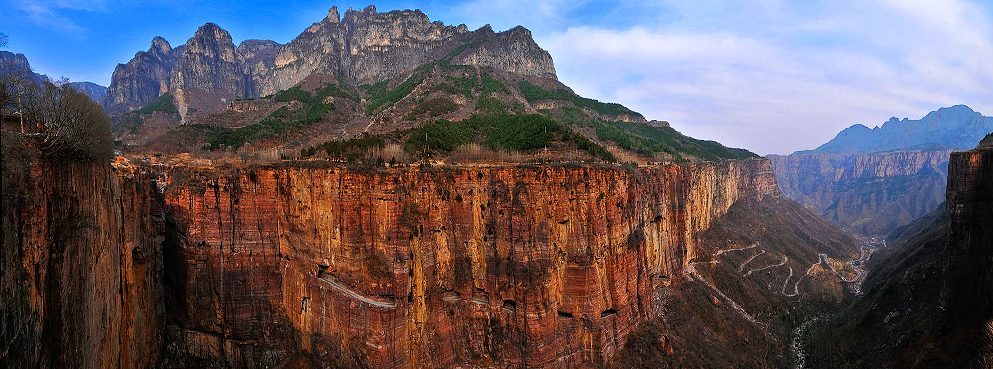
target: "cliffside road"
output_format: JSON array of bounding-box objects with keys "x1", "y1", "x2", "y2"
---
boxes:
[
  {"x1": 714, "y1": 242, "x2": 758, "y2": 257},
  {"x1": 738, "y1": 249, "x2": 767, "y2": 272},
  {"x1": 318, "y1": 276, "x2": 396, "y2": 308},
  {"x1": 744, "y1": 255, "x2": 788, "y2": 277},
  {"x1": 782, "y1": 261, "x2": 820, "y2": 298}
]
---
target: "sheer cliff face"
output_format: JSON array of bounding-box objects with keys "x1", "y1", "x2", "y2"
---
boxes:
[
  {"x1": 770, "y1": 149, "x2": 951, "y2": 236},
  {"x1": 1, "y1": 141, "x2": 164, "y2": 369},
  {"x1": 256, "y1": 6, "x2": 462, "y2": 94},
  {"x1": 104, "y1": 6, "x2": 557, "y2": 115},
  {"x1": 943, "y1": 146, "x2": 993, "y2": 324},
  {"x1": 104, "y1": 37, "x2": 183, "y2": 111},
  {"x1": 159, "y1": 159, "x2": 780, "y2": 367},
  {"x1": 170, "y1": 23, "x2": 249, "y2": 118}
]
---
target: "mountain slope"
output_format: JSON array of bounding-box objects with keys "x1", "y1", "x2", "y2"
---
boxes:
[{"x1": 107, "y1": 8, "x2": 755, "y2": 165}]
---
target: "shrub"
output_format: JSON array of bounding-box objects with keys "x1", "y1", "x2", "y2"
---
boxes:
[
  {"x1": 411, "y1": 97, "x2": 457, "y2": 117},
  {"x1": 517, "y1": 80, "x2": 641, "y2": 118},
  {"x1": 28, "y1": 83, "x2": 114, "y2": 160},
  {"x1": 133, "y1": 93, "x2": 178, "y2": 114}
]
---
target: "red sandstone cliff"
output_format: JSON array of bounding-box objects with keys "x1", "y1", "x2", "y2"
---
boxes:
[
  {"x1": 2, "y1": 139, "x2": 860, "y2": 368},
  {"x1": 1, "y1": 137, "x2": 164, "y2": 369},
  {"x1": 155, "y1": 158, "x2": 846, "y2": 368}
]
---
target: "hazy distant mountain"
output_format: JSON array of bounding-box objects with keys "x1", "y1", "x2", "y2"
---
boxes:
[
  {"x1": 2, "y1": 51, "x2": 105, "y2": 105},
  {"x1": 810, "y1": 105, "x2": 992, "y2": 154},
  {"x1": 770, "y1": 105, "x2": 992, "y2": 236},
  {"x1": 67, "y1": 81, "x2": 107, "y2": 104}
]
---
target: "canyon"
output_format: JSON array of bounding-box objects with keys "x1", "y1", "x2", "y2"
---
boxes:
[
  {"x1": 4, "y1": 5, "x2": 991, "y2": 368},
  {"x1": 802, "y1": 136, "x2": 993, "y2": 368},
  {"x1": 770, "y1": 105, "x2": 993, "y2": 236},
  {"x1": 2, "y1": 131, "x2": 864, "y2": 367}
]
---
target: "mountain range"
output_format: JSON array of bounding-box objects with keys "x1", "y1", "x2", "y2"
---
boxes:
[
  {"x1": 770, "y1": 105, "x2": 992, "y2": 236},
  {"x1": 2, "y1": 5, "x2": 991, "y2": 368},
  {"x1": 103, "y1": 6, "x2": 554, "y2": 119}
]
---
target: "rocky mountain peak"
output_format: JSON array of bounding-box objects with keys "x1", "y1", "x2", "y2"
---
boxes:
[
  {"x1": 812, "y1": 105, "x2": 992, "y2": 154},
  {"x1": 105, "y1": 7, "x2": 559, "y2": 113},
  {"x1": 185, "y1": 23, "x2": 237, "y2": 62},
  {"x1": 325, "y1": 6, "x2": 340, "y2": 23},
  {"x1": 150, "y1": 36, "x2": 172, "y2": 55}
]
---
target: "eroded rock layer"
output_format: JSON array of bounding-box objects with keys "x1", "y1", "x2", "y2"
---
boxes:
[
  {"x1": 770, "y1": 148, "x2": 951, "y2": 236},
  {"x1": 158, "y1": 159, "x2": 779, "y2": 367},
  {"x1": 1, "y1": 140, "x2": 164, "y2": 369}
]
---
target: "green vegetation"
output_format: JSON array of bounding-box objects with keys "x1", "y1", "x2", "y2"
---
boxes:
[
  {"x1": 404, "y1": 119, "x2": 475, "y2": 153},
  {"x1": 203, "y1": 84, "x2": 341, "y2": 150},
  {"x1": 362, "y1": 68, "x2": 429, "y2": 115},
  {"x1": 429, "y1": 71, "x2": 509, "y2": 101},
  {"x1": 300, "y1": 132, "x2": 385, "y2": 161},
  {"x1": 591, "y1": 120, "x2": 758, "y2": 162},
  {"x1": 518, "y1": 80, "x2": 641, "y2": 118},
  {"x1": 475, "y1": 96, "x2": 511, "y2": 115},
  {"x1": 602, "y1": 120, "x2": 757, "y2": 161},
  {"x1": 980, "y1": 132, "x2": 993, "y2": 148},
  {"x1": 480, "y1": 73, "x2": 510, "y2": 95},
  {"x1": 403, "y1": 114, "x2": 615, "y2": 162},
  {"x1": 271, "y1": 86, "x2": 312, "y2": 103},
  {"x1": 134, "y1": 93, "x2": 178, "y2": 114},
  {"x1": 408, "y1": 97, "x2": 457, "y2": 118},
  {"x1": 539, "y1": 100, "x2": 755, "y2": 162}
]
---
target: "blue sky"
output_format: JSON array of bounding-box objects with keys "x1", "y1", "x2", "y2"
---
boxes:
[{"x1": 3, "y1": 0, "x2": 992, "y2": 155}]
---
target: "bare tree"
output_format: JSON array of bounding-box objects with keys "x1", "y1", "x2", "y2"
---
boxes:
[
  {"x1": 0, "y1": 33, "x2": 8, "y2": 48},
  {"x1": 30, "y1": 83, "x2": 113, "y2": 160}
]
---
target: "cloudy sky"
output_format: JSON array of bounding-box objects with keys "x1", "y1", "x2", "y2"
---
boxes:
[{"x1": 3, "y1": 0, "x2": 991, "y2": 154}]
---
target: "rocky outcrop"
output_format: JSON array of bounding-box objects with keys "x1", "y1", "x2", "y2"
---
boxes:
[
  {"x1": 0, "y1": 51, "x2": 49, "y2": 85},
  {"x1": 104, "y1": 37, "x2": 183, "y2": 112},
  {"x1": 1, "y1": 136, "x2": 165, "y2": 369},
  {"x1": 104, "y1": 7, "x2": 558, "y2": 116},
  {"x1": 170, "y1": 23, "x2": 251, "y2": 120},
  {"x1": 454, "y1": 25, "x2": 557, "y2": 80},
  {"x1": 157, "y1": 159, "x2": 784, "y2": 368},
  {"x1": 67, "y1": 81, "x2": 108, "y2": 105}
]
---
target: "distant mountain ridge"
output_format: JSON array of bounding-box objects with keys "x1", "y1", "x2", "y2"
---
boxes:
[
  {"x1": 2, "y1": 50, "x2": 107, "y2": 105},
  {"x1": 808, "y1": 105, "x2": 993, "y2": 154},
  {"x1": 770, "y1": 105, "x2": 992, "y2": 236},
  {"x1": 67, "y1": 82, "x2": 107, "y2": 104}
]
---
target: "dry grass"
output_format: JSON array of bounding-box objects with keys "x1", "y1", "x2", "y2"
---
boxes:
[
  {"x1": 447, "y1": 142, "x2": 525, "y2": 164},
  {"x1": 365, "y1": 143, "x2": 412, "y2": 164}
]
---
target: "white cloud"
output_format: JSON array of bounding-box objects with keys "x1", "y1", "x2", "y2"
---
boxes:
[
  {"x1": 538, "y1": 0, "x2": 993, "y2": 155},
  {"x1": 15, "y1": 0, "x2": 108, "y2": 32}
]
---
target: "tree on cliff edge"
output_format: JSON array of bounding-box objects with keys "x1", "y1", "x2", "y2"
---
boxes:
[
  {"x1": 2, "y1": 60, "x2": 113, "y2": 160},
  {"x1": 30, "y1": 82, "x2": 114, "y2": 160}
]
